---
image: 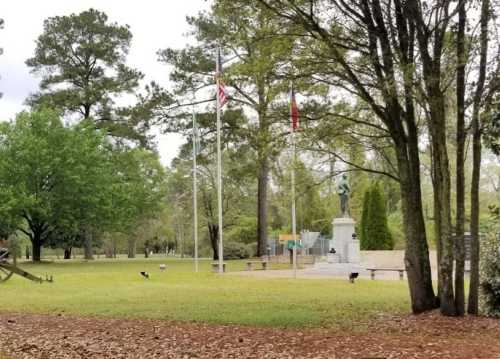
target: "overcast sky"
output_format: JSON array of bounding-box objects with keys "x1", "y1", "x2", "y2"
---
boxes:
[{"x1": 0, "y1": 0, "x2": 211, "y2": 166}]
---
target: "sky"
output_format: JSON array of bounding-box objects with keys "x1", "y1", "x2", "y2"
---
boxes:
[{"x1": 0, "y1": 0, "x2": 211, "y2": 166}]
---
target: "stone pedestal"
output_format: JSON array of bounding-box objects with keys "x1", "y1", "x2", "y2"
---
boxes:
[
  {"x1": 327, "y1": 253, "x2": 341, "y2": 263},
  {"x1": 332, "y1": 217, "x2": 356, "y2": 263},
  {"x1": 347, "y1": 240, "x2": 360, "y2": 264},
  {"x1": 307, "y1": 217, "x2": 365, "y2": 278}
]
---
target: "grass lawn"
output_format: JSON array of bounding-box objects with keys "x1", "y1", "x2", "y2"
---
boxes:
[{"x1": 0, "y1": 258, "x2": 410, "y2": 328}]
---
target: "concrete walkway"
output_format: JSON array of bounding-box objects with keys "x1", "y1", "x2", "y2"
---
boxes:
[{"x1": 228, "y1": 250, "x2": 447, "y2": 281}]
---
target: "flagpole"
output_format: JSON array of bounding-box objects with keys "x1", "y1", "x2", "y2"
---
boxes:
[
  {"x1": 290, "y1": 82, "x2": 298, "y2": 279},
  {"x1": 216, "y1": 47, "x2": 224, "y2": 274},
  {"x1": 291, "y1": 124, "x2": 297, "y2": 279},
  {"x1": 192, "y1": 111, "x2": 199, "y2": 273}
]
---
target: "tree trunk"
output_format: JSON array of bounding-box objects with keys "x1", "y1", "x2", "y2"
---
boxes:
[
  {"x1": 32, "y1": 239, "x2": 42, "y2": 262},
  {"x1": 429, "y1": 96, "x2": 456, "y2": 316},
  {"x1": 83, "y1": 227, "x2": 94, "y2": 260},
  {"x1": 396, "y1": 144, "x2": 438, "y2": 313},
  {"x1": 468, "y1": 0, "x2": 490, "y2": 316},
  {"x1": 454, "y1": 0, "x2": 467, "y2": 316},
  {"x1": 128, "y1": 239, "x2": 136, "y2": 258},
  {"x1": 63, "y1": 247, "x2": 72, "y2": 260},
  {"x1": 208, "y1": 223, "x2": 219, "y2": 260},
  {"x1": 469, "y1": 126, "x2": 481, "y2": 314},
  {"x1": 257, "y1": 156, "x2": 269, "y2": 256}
]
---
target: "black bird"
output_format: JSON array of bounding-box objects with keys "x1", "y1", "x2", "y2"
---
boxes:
[
  {"x1": 140, "y1": 271, "x2": 150, "y2": 279},
  {"x1": 349, "y1": 272, "x2": 359, "y2": 283}
]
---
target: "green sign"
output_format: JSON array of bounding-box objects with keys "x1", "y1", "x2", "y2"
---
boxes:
[{"x1": 287, "y1": 240, "x2": 303, "y2": 249}]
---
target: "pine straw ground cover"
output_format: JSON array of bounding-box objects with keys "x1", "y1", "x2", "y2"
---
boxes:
[
  {"x1": 1, "y1": 312, "x2": 500, "y2": 358},
  {"x1": 0, "y1": 258, "x2": 499, "y2": 358}
]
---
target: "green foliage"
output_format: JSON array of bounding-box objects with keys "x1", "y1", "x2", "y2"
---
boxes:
[
  {"x1": 479, "y1": 231, "x2": 500, "y2": 317},
  {"x1": 226, "y1": 216, "x2": 257, "y2": 244},
  {"x1": 360, "y1": 184, "x2": 394, "y2": 250},
  {"x1": 359, "y1": 189, "x2": 371, "y2": 249},
  {"x1": 7, "y1": 235, "x2": 21, "y2": 259},
  {"x1": 480, "y1": 207, "x2": 500, "y2": 317},
  {"x1": 0, "y1": 109, "x2": 112, "y2": 248},
  {"x1": 387, "y1": 212, "x2": 405, "y2": 250},
  {"x1": 484, "y1": 107, "x2": 499, "y2": 155},
  {"x1": 223, "y1": 241, "x2": 252, "y2": 259},
  {"x1": 0, "y1": 109, "x2": 165, "y2": 259},
  {"x1": 270, "y1": 159, "x2": 330, "y2": 235},
  {"x1": 109, "y1": 147, "x2": 167, "y2": 233},
  {"x1": 25, "y1": 9, "x2": 150, "y2": 145}
]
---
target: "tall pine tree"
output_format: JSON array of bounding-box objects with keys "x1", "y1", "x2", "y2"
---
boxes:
[{"x1": 26, "y1": 9, "x2": 149, "y2": 145}]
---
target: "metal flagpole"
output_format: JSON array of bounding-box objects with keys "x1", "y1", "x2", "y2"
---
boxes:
[
  {"x1": 192, "y1": 111, "x2": 199, "y2": 273},
  {"x1": 291, "y1": 129, "x2": 297, "y2": 278},
  {"x1": 290, "y1": 82, "x2": 298, "y2": 279},
  {"x1": 216, "y1": 47, "x2": 224, "y2": 274}
]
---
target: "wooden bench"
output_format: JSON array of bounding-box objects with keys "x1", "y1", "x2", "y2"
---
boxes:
[
  {"x1": 211, "y1": 262, "x2": 226, "y2": 273},
  {"x1": 246, "y1": 261, "x2": 268, "y2": 271},
  {"x1": 367, "y1": 268, "x2": 405, "y2": 280}
]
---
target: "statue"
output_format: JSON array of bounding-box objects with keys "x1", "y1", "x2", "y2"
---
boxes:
[{"x1": 337, "y1": 174, "x2": 351, "y2": 217}]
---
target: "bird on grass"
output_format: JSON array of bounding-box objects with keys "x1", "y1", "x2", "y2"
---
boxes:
[
  {"x1": 140, "y1": 271, "x2": 150, "y2": 279},
  {"x1": 349, "y1": 272, "x2": 359, "y2": 283}
]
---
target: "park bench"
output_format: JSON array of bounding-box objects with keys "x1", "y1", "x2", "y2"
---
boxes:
[
  {"x1": 367, "y1": 268, "x2": 405, "y2": 280},
  {"x1": 246, "y1": 260, "x2": 268, "y2": 271},
  {"x1": 211, "y1": 262, "x2": 226, "y2": 273}
]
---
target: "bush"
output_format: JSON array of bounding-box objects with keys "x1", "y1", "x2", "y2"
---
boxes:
[
  {"x1": 479, "y1": 231, "x2": 500, "y2": 317},
  {"x1": 223, "y1": 241, "x2": 251, "y2": 260}
]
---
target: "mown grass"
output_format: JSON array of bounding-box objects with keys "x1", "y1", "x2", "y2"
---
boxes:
[{"x1": 0, "y1": 258, "x2": 410, "y2": 328}]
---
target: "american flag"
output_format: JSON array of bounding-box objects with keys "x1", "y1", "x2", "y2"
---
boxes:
[{"x1": 216, "y1": 48, "x2": 228, "y2": 107}]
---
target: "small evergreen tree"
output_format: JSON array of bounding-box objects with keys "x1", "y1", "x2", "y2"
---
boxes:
[
  {"x1": 359, "y1": 188, "x2": 371, "y2": 250},
  {"x1": 360, "y1": 184, "x2": 393, "y2": 250}
]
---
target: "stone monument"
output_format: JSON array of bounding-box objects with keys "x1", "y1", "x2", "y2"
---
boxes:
[
  {"x1": 328, "y1": 175, "x2": 359, "y2": 264},
  {"x1": 308, "y1": 174, "x2": 365, "y2": 277}
]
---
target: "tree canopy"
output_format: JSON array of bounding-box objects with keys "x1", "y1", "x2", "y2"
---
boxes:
[
  {"x1": 0, "y1": 108, "x2": 166, "y2": 261},
  {"x1": 25, "y1": 9, "x2": 150, "y2": 145}
]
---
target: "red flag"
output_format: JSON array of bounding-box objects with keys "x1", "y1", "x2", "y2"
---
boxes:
[
  {"x1": 290, "y1": 84, "x2": 299, "y2": 131},
  {"x1": 216, "y1": 48, "x2": 228, "y2": 107}
]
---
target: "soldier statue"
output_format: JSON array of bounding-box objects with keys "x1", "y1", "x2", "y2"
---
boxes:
[{"x1": 337, "y1": 174, "x2": 351, "y2": 217}]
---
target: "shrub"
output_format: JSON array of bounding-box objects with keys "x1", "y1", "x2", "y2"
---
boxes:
[
  {"x1": 223, "y1": 241, "x2": 251, "y2": 259},
  {"x1": 479, "y1": 231, "x2": 500, "y2": 317},
  {"x1": 359, "y1": 189, "x2": 371, "y2": 249},
  {"x1": 360, "y1": 184, "x2": 393, "y2": 250}
]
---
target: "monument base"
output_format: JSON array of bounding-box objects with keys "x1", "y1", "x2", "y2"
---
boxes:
[
  {"x1": 332, "y1": 217, "x2": 359, "y2": 263},
  {"x1": 305, "y1": 216, "x2": 364, "y2": 277},
  {"x1": 327, "y1": 253, "x2": 341, "y2": 263},
  {"x1": 308, "y1": 262, "x2": 367, "y2": 277}
]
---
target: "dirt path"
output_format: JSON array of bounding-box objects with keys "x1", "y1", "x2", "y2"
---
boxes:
[{"x1": 1, "y1": 312, "x2": 499, "y2": 358}]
